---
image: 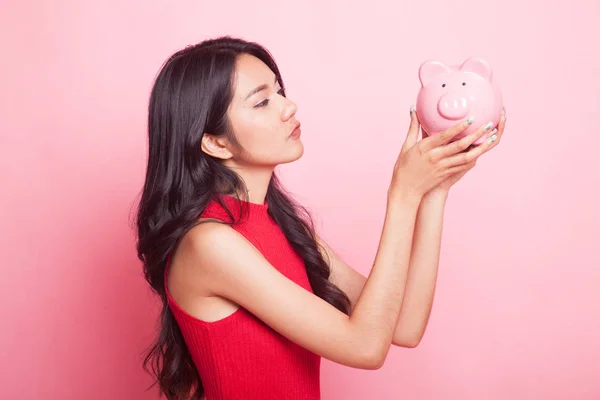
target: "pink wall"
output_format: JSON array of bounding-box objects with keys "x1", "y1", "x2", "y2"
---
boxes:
[{"x1": 2, "y1": 0, "x2": 599, "y2": 398}]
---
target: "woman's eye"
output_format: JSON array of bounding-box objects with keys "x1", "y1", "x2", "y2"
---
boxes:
[
  {"x1": 255, "y1": 88, "x2": 285, "y2": 108},
  {"x1": 256, "y1": 99, "x2": 269, "y2": 107}
]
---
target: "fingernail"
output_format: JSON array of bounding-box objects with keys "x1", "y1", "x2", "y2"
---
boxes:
[
  {"x1": 488, "y1": 134, "x2": 498, "y2": 144},
  {"x1": 488, "y1": 128, "x2": 498, "y2": 137},
  {"x1": 410, "y1": 104, "x2": 416, "y2": 114},
  {"x1": 483, "y1": 121, "x2": 493, "y2": 131},
  {"x1": 466, "y1": 116, "x2": 475, "y2": 125}
]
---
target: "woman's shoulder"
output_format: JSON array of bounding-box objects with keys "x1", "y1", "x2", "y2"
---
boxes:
[
  {"x1": 183, "y1": 218, "x2": 253, "y2": 265},
  {"x1": 167, "y1": 220, "x2": 243, "y2": 320}
]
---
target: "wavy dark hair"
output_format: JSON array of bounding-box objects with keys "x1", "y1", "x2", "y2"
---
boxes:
[{"x1": 135, "y1": 36, "x2": 351, "y2": 400}]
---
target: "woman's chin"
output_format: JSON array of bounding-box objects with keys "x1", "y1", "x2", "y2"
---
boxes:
[{"x1": 280, "y1": 142, "x2": 304, "y2": 165}]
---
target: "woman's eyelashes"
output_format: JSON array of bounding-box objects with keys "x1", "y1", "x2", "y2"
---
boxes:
[{"x1": 255, "y1": 88, "x2": 285, "y2": 108}]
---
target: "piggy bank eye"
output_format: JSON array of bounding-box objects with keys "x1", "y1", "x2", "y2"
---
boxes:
[
  {"x1": 442, "y1": 83, "x2": 446, "y2": 88},
  {"x1": 462, "y1": 82, "x2": 467, "y2": 86}
]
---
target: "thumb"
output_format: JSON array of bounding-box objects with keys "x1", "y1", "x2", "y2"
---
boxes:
[{"x1": 404, "y1": 105, "x2": 420, "y2": 149}]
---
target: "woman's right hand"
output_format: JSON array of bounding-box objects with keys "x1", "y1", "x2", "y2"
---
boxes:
[{"x1": 389, "y1": 107, "x2": 494, "y2": 201}]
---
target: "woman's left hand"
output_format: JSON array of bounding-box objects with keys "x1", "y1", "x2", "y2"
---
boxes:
[{"x1": 431, "y1": 106, "x2": 507, "y2": 194}]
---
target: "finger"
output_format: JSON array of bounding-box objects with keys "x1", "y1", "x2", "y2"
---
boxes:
[
  {"x1": 403, "y1": 105, "x2": 420, "y2": 149},
  {"x1": 495, "y1": 107, "x2": 507, "y2": 138},
  {"x1": 419, "y1": 116, "x2": 475, "y2": 153},
  {"x1": 480, "y1": 127, "x2": 500, "y2": 154},
  {"x1": 442, "y1": 160, "x2": 473, "y2": 177},
  {"x1": 430, "y1": 120, "x2": 496, "y2": 161},
  {"x1": 439, "y1": 128, "x2": 499, "y2": 168}
]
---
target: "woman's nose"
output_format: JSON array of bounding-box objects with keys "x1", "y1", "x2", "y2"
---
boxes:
[{"x1": 281, "y1": 98, "x2": 297, "y2": 121}]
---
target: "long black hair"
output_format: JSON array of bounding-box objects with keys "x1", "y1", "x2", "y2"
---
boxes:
[{"x1": 135, "y1": 36, "x2": 351, "y2": 399}]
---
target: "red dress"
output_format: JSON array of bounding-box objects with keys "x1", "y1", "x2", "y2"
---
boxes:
[{"x1": 165, "y1": 194, "x2": 321, "y2": 399}]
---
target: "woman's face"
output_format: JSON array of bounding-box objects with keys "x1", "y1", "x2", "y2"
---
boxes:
[{"x1": 221, "y1": 54, "x2": 304, "y2": 168}]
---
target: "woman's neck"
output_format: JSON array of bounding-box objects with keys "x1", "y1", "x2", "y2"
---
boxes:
[{"x1": 224, "y1": 163, "x2": 274, "y2": 205}]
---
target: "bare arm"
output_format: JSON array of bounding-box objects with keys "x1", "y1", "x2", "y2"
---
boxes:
[
  {"x1": 176, "y1": 192, "x2": 420, "y2": 370},
  {"x1": 319, "y1": 112, "x2": 497, "y2": 348},
  {"x1": 320, "y1": 189, "x2": 448, "y2": 348},
  {"x1": 393, "y1": 189, "x2": 447, "y2": 346},
  {"x1": 174, "y1": 112, "x2": 481, "y2": 369}
]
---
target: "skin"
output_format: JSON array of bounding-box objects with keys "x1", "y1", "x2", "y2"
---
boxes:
[
  {"x1": 199, "y1": 53, "x2": 304, "y2": 202},
  {"x1": 325, "y1": 110, "x2": 506, "y2": 348},
  {"x1": 167, "y1": 53, "x2": 507, "y2": 370}
]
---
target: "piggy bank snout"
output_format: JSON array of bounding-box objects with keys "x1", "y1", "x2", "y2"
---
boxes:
[{"x1": 437, "y1": 93, "x2": 470, "y2": 120}]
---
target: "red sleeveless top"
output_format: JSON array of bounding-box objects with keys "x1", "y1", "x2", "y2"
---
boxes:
[{"x1": 165, "y1": 195, "x2": 321, "y2": 399}]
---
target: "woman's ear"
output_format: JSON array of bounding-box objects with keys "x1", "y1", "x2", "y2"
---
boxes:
[{"x1": 201, "y1": 134, "x2": 234, "y2": 160}]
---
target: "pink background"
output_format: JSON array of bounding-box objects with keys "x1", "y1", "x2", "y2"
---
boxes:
[{"x1": 2, "y1": 0, "x2": 599, "y2": 399}]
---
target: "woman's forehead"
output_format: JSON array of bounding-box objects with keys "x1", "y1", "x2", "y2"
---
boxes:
[{"x1": 233, "y1": 55, "x2": 277, "y2": 95}]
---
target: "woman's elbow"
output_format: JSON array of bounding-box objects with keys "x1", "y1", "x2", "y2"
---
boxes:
[
  {"x1": 356, "y1": 341, "x2": 389, "y2": 370},
  {"x1": 358, "y1": 337, "x2": 422, "y2": 370},
  {"x1": 394, "y1": 332, "x2": 423, "y2": 348},
  {"x1": 401, "y1": 338, "x2": 421, "y2": 348}
]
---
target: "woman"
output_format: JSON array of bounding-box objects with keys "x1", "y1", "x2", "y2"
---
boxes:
[{"x1": 136, "y1": 36, "x2": 505, "y2": 400}]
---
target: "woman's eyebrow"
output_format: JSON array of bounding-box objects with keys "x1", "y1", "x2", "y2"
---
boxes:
[{"x1": 244, "y1": 76, "x2": 278, "y2": 100}]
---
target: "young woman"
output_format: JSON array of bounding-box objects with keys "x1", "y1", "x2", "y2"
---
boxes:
[{"x1": 135, "y1": 36, "x2": 505, "y2": 400}]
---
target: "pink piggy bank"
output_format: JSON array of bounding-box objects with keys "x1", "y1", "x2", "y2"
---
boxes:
[{"x1": 415, "y1": 57, "x2": 503, "y2": 145}]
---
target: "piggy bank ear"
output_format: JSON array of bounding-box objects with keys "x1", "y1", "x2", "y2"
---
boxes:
[
  {"x1": 419, "y1": 60, "x2": 451, "y2": 87},
  {"x1": 460, "y1": 57, "x2": 493, "y2": 81}
]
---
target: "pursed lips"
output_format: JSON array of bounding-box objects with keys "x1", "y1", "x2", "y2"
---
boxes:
[{"x1": 289, "y1": 121, "x2": 301, "y2": 137}]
